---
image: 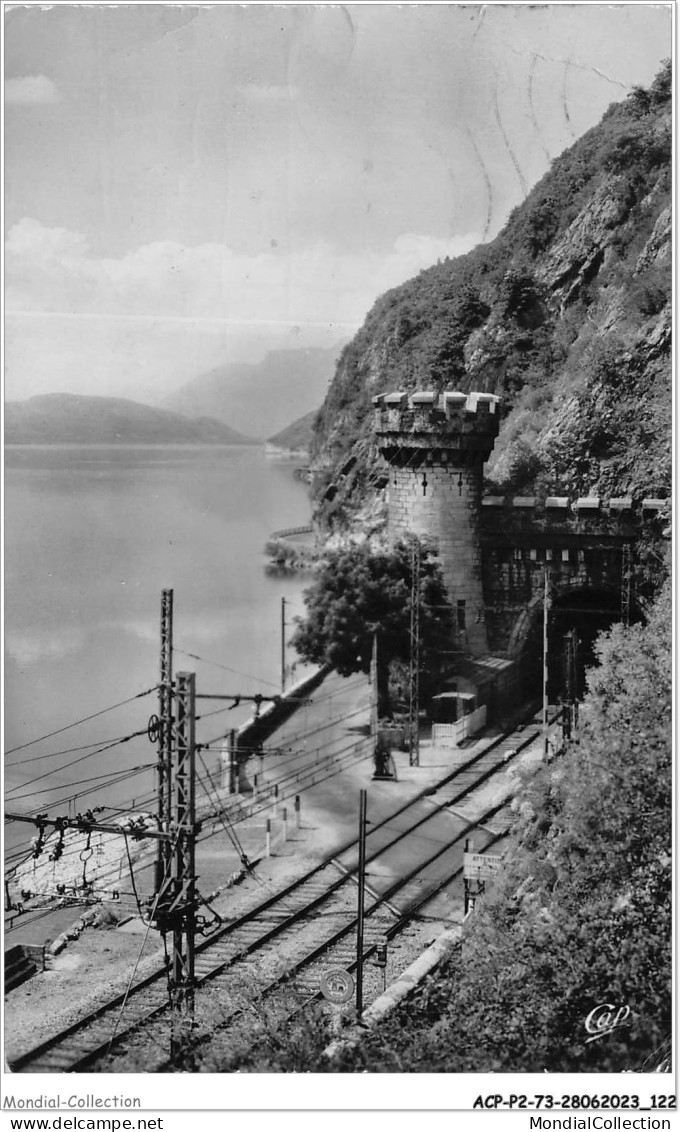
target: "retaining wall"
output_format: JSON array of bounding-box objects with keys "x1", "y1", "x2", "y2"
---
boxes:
[
  {"x1": 221, "y1": 664, "x2": 333, "y2": 790},
  {"x1": 323, "y1": 925, "x2": 463, "y2": 1063}
]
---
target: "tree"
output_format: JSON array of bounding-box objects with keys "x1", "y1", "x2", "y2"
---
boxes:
[
  {"x1": 196, "y1": 583, "x2": 671, "y2": 1075},
  {"x1": 291, "y1": 537, "x2": 452, "y2": 716},
  {"x1": 325, "y1": 580, "x2": 672, "y2": 1073}
]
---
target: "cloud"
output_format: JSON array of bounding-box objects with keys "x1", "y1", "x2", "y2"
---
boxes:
[
  {"x1": 4, "y1": 217, "x2": 481, "y2": 401},
  {"x1": 5, "y1": 75, "x2": 61, "y2": 105},
  {"x1": 5, "y1": 218, "x2": 480, "y2": 326},
  {"x1": 4, "y1": 625, "x2": 85, "y2": 669}
]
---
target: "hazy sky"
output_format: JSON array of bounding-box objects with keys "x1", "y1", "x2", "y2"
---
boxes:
[{"x1": 4, "y1": 3, "x2": 671, "y2": 403}]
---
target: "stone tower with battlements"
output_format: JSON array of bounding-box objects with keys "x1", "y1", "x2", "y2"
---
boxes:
[{"x1": 373, "y1": 390, "x2": 500, "y2": 656}]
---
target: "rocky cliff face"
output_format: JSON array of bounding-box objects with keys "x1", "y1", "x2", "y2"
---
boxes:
[{"x1": 310, "y1": 65, "x2": 671, "y2": 544}]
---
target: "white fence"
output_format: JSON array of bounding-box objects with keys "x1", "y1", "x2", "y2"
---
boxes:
[{"x1": 432, "y1": 704, "x2": 487, "y2": 748}]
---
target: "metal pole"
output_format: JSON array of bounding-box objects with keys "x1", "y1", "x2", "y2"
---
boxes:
[
  {"x1": 621, "y1": 543, "x2": 631, "y2": 628},
  {"x1": 157, "y1": 588, "x2": 173, "y2": 895},
  {"x1": 464, "y1": 837, "x2": 472, "y2": 916},
  {"x1": 563, "y1": 629, "x2": 578, "y2": 743},
  {"x1": 170, "y1": 671, "x2": 196, "y2": 1060},
  {"x1": 569, "y1": 628, "x2": 579, "y2": 735},
  {"x1": 281, "y1": 597, "x2": 287, "y2": 692},
  {"x1": 409, "y1": 542, "x2": 421, "y2": 767},
  {"x1": 572, "y1": 630, "x2": 580, "y2": 734},
  {"x1": 370, "y1": 632, "x2": 379, "y2": 745},
  {"x1": 542, "y1": 568, "x2": 550, "y2": 757},
  {"x1": 228, "y1": 729, "x2": 237, "y2": 795},
  {"x1": 356, "y1": 788, "x2": 367, "y2": 1020}
]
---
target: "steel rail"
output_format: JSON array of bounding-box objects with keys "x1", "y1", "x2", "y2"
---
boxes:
[
  {"x1": 9, "y1": 708, "x2": 546, "y2": 1073},
  {"x1": 144, "y1": 799, "x2": 515, "y2": 1071}
]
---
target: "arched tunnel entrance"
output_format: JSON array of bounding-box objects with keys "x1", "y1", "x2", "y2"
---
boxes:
[{"x1": 518, "y1": 586, "x2": 645, "y2": 704}]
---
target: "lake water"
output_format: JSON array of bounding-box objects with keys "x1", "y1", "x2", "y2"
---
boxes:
[{"x1": 4, "y1": 446, "x2": 313, "y2": 855}]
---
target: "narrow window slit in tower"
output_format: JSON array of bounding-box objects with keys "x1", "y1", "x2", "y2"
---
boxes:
[{"x1": 421, "y1": 472, "x2": 428, "y2": 496}]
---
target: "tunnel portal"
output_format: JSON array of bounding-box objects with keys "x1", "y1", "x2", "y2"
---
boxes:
[{"x1": 519, "y1": 585, "x2": 645, "y2": 705}]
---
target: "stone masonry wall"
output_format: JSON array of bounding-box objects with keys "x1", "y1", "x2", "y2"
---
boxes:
[
  {"x1": 375, "y1": 390, "x2": 500, "y2": 658},
  {"x1": 389, "y1": 460, "x2": 488, "y2": 654}
]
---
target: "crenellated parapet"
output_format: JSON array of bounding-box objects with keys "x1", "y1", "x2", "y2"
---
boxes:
[
  {"x1": 374, "y1": 390, "x2": 502, "y2": 656},
  {"x1": 478, "y1": 491, "x2": 668, "y2": 657},
  {"x1": 480, "y1": 493, "x2": 668, "y2": 539},
  {"x1": 373, "y1": 387, "x2": 669, "y2": 665},
  {"x1": 373, "y1": 390, "x2": 500, "y2": 468},
  {"x1": 369, "y1": 383, "x2": 668, "y2": 711}
]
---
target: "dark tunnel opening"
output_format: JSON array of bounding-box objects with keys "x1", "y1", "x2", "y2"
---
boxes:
[{"x1": 520, "y1": 587, "x2": 645, "y2": 704}]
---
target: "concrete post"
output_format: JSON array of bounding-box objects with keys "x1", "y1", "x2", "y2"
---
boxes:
[{"x1": 265, "y1": 818, "x2": 272, "y2": 858}]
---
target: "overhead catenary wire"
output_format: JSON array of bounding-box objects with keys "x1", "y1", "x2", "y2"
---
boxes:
[
  {"x1": 215, "y1": 719, "x2": 367, "y2": 780},
  {"x1": 123, "y1": 833, "x2": 146, "y2": 918},
  {"x1": 5, "y1": 731, "x2": 155, "y2": 770},
  {"x1": 6, "y1": 773, "x2": 160, "y2": 830},
  {"x1": 5, "y1": 799, "x2": 158, "y2": 870},
  {"x1": 1, "y1": 703, "x2": 255, "y2": 781},
  {"x1": 5, "y1": 671, "x2": 369, "y2": 868},
  {"x1": 3, "y1": 801, "x2": 158, "y2": 877},
  {"x1": 175, "y1": 644, "x2": 366, "y2": 709},
  {"x1": 6, "y1": 677, "x2": 365, "y2": 811},
  {"x1": 193, "y1": 759, "x2": 305, "y2": 916},
  {"x1": 245, "y1": 734, "x2": 370, "y2": 804},
  {"x1": 6, "y1": 728, "x2": 154, "y2": 797},
  {"x1": 173, "y1": 647, "x2": 282, "y2": 691},
  {"x1": 6, "y1": 724, "x2": 371, "y2": 910},
  {"x1": 196, "y1": 695, "x2": 369, "y2": 755},
  {"x1": 5, "y1": 607, "x2": 371, "y2": 877},
  {"x1": 4, "y1": 772, "x2": 159, "y2": 863},
  {"x1": 5, "y1": 769, "x2": 213, "y2": 873},
  {"x1": 101, "y1": 846, "x2": 176, "y2": 1066},
  {"x1": 9, "y1": 762, "x2": 156, "y2": 810},
  {"x1": 190, "y1": 676, "x2": 367, "y2": 754},
  {"x1": 5, "y1": 686, "x2": 159, "y2": 756},
  {"x1": 192, "y1": 733, "x2": 370, "y2": 855},
  {"x1": 4, "y1": 832, "x2": 155, "y2": 889},
  {"x1": 37, "y1": 698, "x2": 268, "y2": 784},
  {"x1": 195, "y1": 756, "x2": 249, "y2": 867}
]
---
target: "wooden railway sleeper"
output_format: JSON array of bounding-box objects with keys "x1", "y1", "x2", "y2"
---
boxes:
[{"x1": 10, "y1": 714, "x2": 538, "y2": 1073}]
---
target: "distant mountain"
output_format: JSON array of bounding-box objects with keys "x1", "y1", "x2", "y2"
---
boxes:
[
  {"x1": 5, "y1": 393, "x2": 257, "y2": 446},
  {"x1": 163, "y1": 346, "x2": 342, "y2": 439},
  {"x1": 266, "y1": 409, "x2": 317, "y2": 455}
]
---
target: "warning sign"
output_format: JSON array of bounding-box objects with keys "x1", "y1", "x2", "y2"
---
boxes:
[
  {"x1": 320, "y1": 967, "x2": 355, "y2": 1004},
  {"x1": 463, "y1": 852, "x2": 503, "y2": 880}
]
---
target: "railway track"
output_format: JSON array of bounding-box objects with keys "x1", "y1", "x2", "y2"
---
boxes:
[{"x1": 9, "y1": 711, "x2": 547, "y2": 1074}]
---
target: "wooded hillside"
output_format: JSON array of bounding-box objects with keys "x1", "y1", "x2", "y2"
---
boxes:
[{"x1": 311, "y1": 64, "x2": 671, "y2": 546}]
